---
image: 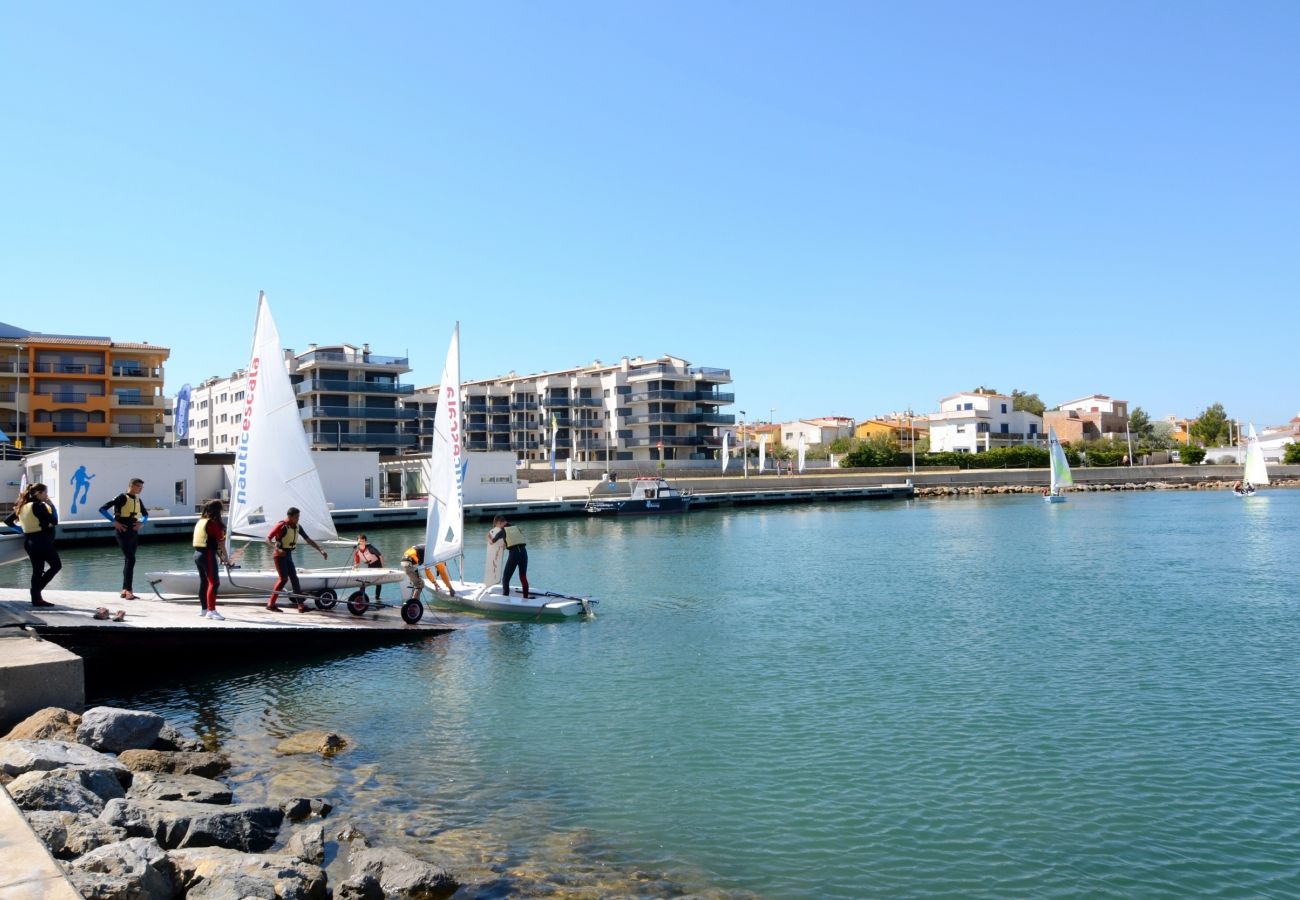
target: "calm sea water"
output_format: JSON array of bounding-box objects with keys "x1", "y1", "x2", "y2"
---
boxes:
[{"x1": 5, "y1": 491, "x2": 1300, "y2": 897}]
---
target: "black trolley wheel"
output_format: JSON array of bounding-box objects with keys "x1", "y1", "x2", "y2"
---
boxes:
[
  {"x1": 400, "y1": 599, "x2": 424, "y2": 625},
  {"x1": 346, "y1": 591, "x2": 370, "y2": 617},
  {"x1": 315, "y1": 588, "x2": 338, "y2": 610}
]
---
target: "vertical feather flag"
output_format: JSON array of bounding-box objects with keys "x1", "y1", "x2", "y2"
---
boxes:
[{"x1": 550, "y1": 413, "x2": 558, "y2": 475}]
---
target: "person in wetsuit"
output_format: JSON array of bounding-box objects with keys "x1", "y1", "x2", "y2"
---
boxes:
[
  {"x1": 99, "y1": 477, "x2": 148, "y2": 600},
  {"x1": 4, "y1": 483, "x2": 61, "y2": 607},
  {"x1": 489, "y1": 515, "x2": 530, "y2": 599}
]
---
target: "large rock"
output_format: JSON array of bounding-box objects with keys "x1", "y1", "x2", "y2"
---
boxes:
[
  {"x1": 275, "y1": 730, "x2": 351, "y2": 756},
  {"x1": 169, "y1": 847, "x2": 328, "y2": 900},
  {"x1": 65, "y1": 836, "x2": 182, "y2": 899},
  {"x1": 1, "y1": 706, "x2": 82, "y2": 742},
  {"x1": 6, "y1": 767, "x2": 117, "y2": 815},
  {"x1": 341, "y1": 846, "x2": 458, "y2": 898},
  {"x1": 152, "y1": 724, "x2": 204, "y2": 753},
  {"x1": 0, "y1": 739, "x2": 130, "y2": 784},
  {"x1": 127, "y1": 771, "x2": 232, "y2": 805},
  {"x1": 25, "y1": 809, "x2": 131, "y2": 859},
  {"x1": 283, "y1": 796, "x2": 333, "y2": 821},
  {"x1": 117, "y1": 749, "x2": 229, "y2": 778},
  {"x1": 77, "y1": 706, "x2": 165, "y2": 753},
  {"x1": 286, "y1": 822, "x2": 326, "y2": 865},
  {"x1": 100, "y1": 797, "x2": 284, "y2": 852}
]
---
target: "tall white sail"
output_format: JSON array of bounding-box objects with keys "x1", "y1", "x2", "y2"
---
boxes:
[
  {"x1": 758, "y1": 435, "x2": 767, "y2": 473},
  {"x1": 1243, "y1": 423, "x2": 1270, "y2": 486},
  {"x1": 228, "y1": 293, "x2": 337, "y2": 545},
  {"x1": 797, "y1": 433, "x2": 806, "y2": 473},
  {"x1": 423, "y1": 323, "x2": 464, "y2": 564},
  {"x1": 1048, "y1": 427, "x2": 1074, "y2": 493},
  {"x1": 721, "y1": 430, "x2": 730, "y2": 474}
]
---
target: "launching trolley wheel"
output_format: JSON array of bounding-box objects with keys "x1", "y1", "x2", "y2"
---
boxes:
[
  {"x1": 315, "y1": 589, "x2": 338, "y2": 610},
  {"x1": 346, "y1": 591, "x2": 370, "y2": 617},
  {"x1": 401, "y1": 599, "x2": 424, "y2": 625}
]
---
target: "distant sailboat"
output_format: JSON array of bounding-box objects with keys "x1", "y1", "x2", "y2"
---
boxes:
[
  {"x1": 1233, "y1": 423, "x2": 1269, "y2": 497},
  {"x1": 1045, "y1": 427, "x2": 1073, "y2": 503}
]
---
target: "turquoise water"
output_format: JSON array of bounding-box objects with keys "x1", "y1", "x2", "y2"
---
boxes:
[{"x1": 6, "y1": 491, "x2": 1300, "y2": 897}]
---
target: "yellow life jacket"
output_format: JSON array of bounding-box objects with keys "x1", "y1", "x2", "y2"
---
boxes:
[
  {"x1": 193, "y1": 519, "x2": 211, "y2": 548},
  {"x1": 18, "y1": 502, "x2": 47, "y2": 534},
  {"x1": 504, "y1": 525, "x2": 526, "y2": 548},
  {"x1": 403, "y1": 545, "x2": 423, "y2": 564},
  {"x1": 120, "y1": 494, "x2": 143, "y2": 521},
  {"x1": 278, "y1": 523, "x2": 299, "y2": 550}
]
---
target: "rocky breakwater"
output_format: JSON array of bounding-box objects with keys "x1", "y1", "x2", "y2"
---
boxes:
[
  {"x1": 1, "y1": 707, "x2": 459, "y2": 899},
  {"x1": 914, "y1": 476, "x2": 1300, "y2": 498}
]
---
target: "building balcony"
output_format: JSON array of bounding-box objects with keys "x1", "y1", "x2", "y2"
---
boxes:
[
  {"x1": 624, "y1": 436, "x2": 707, "y2": 448},
  {"x1": 34, "y1": 393, "x2": 111, "y2": 413},
  {"x1": 625, "y1": 390, "x2": 734, "y2": 404},
  {"x1": 110, "y1": 366, "x2": 164, "y2": 379},
  {"x1": 512, "y1": 440, "x2": 539, "y2": 451},
  {"x1": 624, "y1": 413, "x2": 735, "y2": 426},
  {"x1": 510, "y1": 400, "x2": 539, "y2": 411},
  {"x1": 297, "y1": 350, "x2": 410, "y2": 369},
  {"x1": 570, "y1": 397, "x2": 603, "y2": 407},
  {"x1": 300, "y1": 405, "x2": 418, "y2": 421},
  {"x1": 34, "y1": 362, "x2": 105, "y2": 375},
  {"x1": 626, "y1": 364, "x2": 732, "y2": 383},
  {"x1": 111, "y1": 395, "x2": 164, "y2": 408},
  {"x1": 295, "y1": 379, "x2": 414, "y2": 396},
  {"x1": 112, "y1": 423, "x2": 164, "y2": 436},
  {"x1": 309, "y1": 432, "x2": 419, "y2": 448},
  {"x1": 30, "y1": 421, "x2": 112, "y2": 437}
]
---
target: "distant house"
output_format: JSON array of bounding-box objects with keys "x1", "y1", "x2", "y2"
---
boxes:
[
  {"x1": 926, "y1": 391, "x2": 1042, "y2": 453},
  {"x1": 855, "y1": 415, "x2": 928, "y2": 451},
  {"x1": 1043, "y1": 394, "x2": 1130, "y2": 443},
  {"x1": 781, "y1": 416, "x2": 854, "y2": 447}
]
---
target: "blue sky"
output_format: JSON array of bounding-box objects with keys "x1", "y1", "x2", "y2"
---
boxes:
[{"x1": 2, "y1": 1, "x2": 1296, "y2": 425}]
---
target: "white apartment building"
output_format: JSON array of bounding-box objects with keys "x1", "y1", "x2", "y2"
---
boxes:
[
  {"x1": 458, "y1": 355, "x2": 734, "y2": 465},
  {"x1": 173, "y1": 343, "x2": 417, "y2": 454},
  {"x1": 778, "y1": 417, "x2": 855, "y2": 447},
  {"x1": 927, "y1": 391, "x2": 1043, "y2": 453}
]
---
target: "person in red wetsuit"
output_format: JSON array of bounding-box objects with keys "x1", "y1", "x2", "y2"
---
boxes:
[
  {"x1": 352, "y1": 534, "x2": 385, "y2": 601},
  {"x1": 192, "y1": 498, "x2": 231, "y2": 621},
  {"x1": 266, "y1": 506, "x2": 327, "y2": 612}
]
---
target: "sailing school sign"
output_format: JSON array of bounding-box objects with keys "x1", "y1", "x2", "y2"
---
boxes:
[{"x1": 235, "y1": 355, "x2": 261, "y2": 507}]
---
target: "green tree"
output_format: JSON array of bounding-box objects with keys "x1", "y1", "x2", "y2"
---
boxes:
[
  {"x1": 1190, "y1": 403, "x2": 1231, "y2": 446},
  {"x1": 843, "y1": 434, "x2": 900, "y2": 467},
  {"x1": 1128, "y1": 406, "x2": 1154, "y2": 440},
  {"x1": 972, "y1": 385, "x2": 999, "y2": 395},
  {"x1": 1284, "y1": 443, "x2": 1300, "y2": 465},
  {"x1": 1181, "y1": 445, "x2": 1207, "y2": 464},
  {"x1": 825, "y1": 436, "x2": 858, "y2": 455},
  {"x1": 1011, "y1": 389, "x2": 1046, "y2": 417},
  {"x1": 1144, "y1": 421, "x2": 1175, "y2": 451}
]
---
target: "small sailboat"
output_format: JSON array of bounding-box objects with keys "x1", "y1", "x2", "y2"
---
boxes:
[
  {"x1": 418, "y1": 324, "x2": 595, "y2": 618},
  {"x1": 1233, "y1": 423, "x2": 1269, "y2": 497},
  {"x1": 146, "y1": 293, "x2": 405, "y2": 607},
  {"x1": 1044, "y1": 427, "x2": 1073, "y2": 503}
]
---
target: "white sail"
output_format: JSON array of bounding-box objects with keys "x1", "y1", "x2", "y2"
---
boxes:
[
  {"x1": 721, "y1": 430, "x2": 730, "y2": 474},
  {"x1": 758, "y1": 435, "x2": 767, "y2": 473},
  {"x1": 228, "y1": 293, "x2": 337, "y2": 546},
  {"x1": 424, "y1": 323, "x2": 464, "y2": 564},
  {"x1": 1243, "y1": 423, "x2": 1270, "y2": 486},
  {"x1": 797, "y1": 433, "x2": 806, "y2": 473},
  {"x1": 1048, "y1": 426, "x2": 1074, "y2": 493}
]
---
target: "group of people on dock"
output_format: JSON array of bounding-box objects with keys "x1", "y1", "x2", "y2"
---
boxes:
[{"x1": 6, "y1": 478, "x2": 534, "y2": 617}]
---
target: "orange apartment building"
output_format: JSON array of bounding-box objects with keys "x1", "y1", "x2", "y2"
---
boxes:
[{"x1": 0, "y1": 322, "x2": 170, "y2": 450}]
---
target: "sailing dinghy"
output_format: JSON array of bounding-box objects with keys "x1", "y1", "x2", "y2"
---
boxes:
[
  {"x1": 1233, "y1": 423, "x2": 1269, "y2": 497},
  {"x1": 145, "y1": 293, "x2": 405, "y2": 609},
  {"x1": 415, "y1": 324, "x2": 595, "y2": 618},
  {"x1": 1044, "y1": 427, "x2": 1073, "y2": 503}
]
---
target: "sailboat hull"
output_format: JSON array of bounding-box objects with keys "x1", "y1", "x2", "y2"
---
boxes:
[
  {"x1": 1, "y1": 532, "x2": 26, "y2": 567},
  {"x1": 146, "y1": 566, "x2": 405, "y2": 599},
  {"x1": 1043, "y1": 495, "x2": 1067, "y2": 504},
  {"x1": 431, "y1": 579, "x2": 592, "y2": 617}
]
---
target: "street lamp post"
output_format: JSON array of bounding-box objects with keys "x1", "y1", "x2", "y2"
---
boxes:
[
  {"x1": 740, "y1": 410, "x2": 748, "y2": 479},
  {"x1": 908, "y1": 408, "x2": 915, "y2": 473},
  {"x1": 14, "y1": 344, "x2": 25, "y2": 452}
]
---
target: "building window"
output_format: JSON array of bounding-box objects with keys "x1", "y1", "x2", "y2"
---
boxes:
[
  {"x1": 1000, "y1": 423, "x2": 1009, "y2": 434},
  {"x1": 364, "y1": 477, "x2": 374, "y2": 499},
  {"x1": 175, "y1": 481, "x2": 187, "y2": 506},
  {"x1": 1001, "y1": 403, "x2": 1007, "y2": 413}
]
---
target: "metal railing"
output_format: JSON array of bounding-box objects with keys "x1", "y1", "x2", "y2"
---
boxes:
[
  {"x1": 625, "y1": 390, "x2": 734, "y2": 404},
  {"x1": 623, "y1": 413, "x2": 735, "y2": 426},
  {"x1": 624, "y1": 436, "x2": 706, "y2": 447},
  {"x1": 311, "y1": 432, "x2": 419, "y2": 447},
  {"x1": 510, "y1": 401, "x2": 539, "y2": 411},
  {"x1": 114, "y1": 423, "x2": 159, "y2": 434},
  {"x1": 301, "y1": 405, "x2": 417, "y2": 421},
  {"x1": 111, "y1": 366, "x2": 162, "y2": 378},
  {"x1": 35, "y1": 362, "x2": 105, "y2": 375},
  {"x1": 295, "y1": 379, "x2": 414, "y2": 395},
  {"x1": 40, "y1": 391, "x2": 92, "y2": 403},
  {"x1": 298, "y1": 350, "x2": 409, "y2": 367}
]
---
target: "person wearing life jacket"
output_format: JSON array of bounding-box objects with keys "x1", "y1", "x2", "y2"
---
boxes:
[
  {"x1": 3, "y1": 482, "x2": 61, "y2": 607},
  {"x1": 266, "y1": 506, "x2": 327, "y2": 612},
  {"x1": 351, "y1": 534, "x2": 387, "y2": 600},
  {"x1": 401, "y1": 544, "x2": 456, "y2": 597},
  {"x1": 192, "y1": 498, "x2": 231, "y2": 621},
  {"x1": 98, "y1": 477, "x2": 149, "y2": 600},
  {"x1": 488, "y1": 515, "x2": 530, "y2": 599}
]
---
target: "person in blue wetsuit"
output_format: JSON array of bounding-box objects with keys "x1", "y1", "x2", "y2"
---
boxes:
[{"x1": 99, "y1": 477, "x2": 148, "y2": 600}]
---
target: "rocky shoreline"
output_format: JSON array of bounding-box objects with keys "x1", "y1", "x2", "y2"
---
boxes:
[
  {"x1": 0, "y1": 706, "x2": 458, "y2": 898},
  {"x1": 912, "y1": 478, "x2": 1300, "y2": 498}
]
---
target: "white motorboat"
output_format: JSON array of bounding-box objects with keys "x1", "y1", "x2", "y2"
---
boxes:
[{"x1": 144, "y1": 293, "x2": 420, "y2": 619}]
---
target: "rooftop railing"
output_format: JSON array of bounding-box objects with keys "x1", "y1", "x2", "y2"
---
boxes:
[
  {"x1": 295, "y1": 379, "x2": 414, "y2": 396},
  {"x1": 298, "y1": 350, "x2": 409, "y2": 367}
]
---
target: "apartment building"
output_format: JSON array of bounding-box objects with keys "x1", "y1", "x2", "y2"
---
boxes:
[
  {"x1": 1, "y1": 321, "x2": 169, "y2": 450},
  {"x1": 174, "y1": 343, "x2": 417, "y2": 454},
  {"x1": 780, "y1": 416, "x2": 855, "y2": 447},
  {"x1": 927, "y1": 390, "x2": 1043, "y2": 453},
  {"x1": 855, "y1": 415, "x2": 929, "y2": 451},
  {"x1": 458, "y1": 355, "x2": 734, "y2": 465},
  {"x1": 1043, "y1": 394, "x2": 1130, "y2": 443}
]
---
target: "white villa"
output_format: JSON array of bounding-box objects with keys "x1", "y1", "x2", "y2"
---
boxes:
[{"x1": 927, "y1": 391, "x2": 1043, "y2": 453}]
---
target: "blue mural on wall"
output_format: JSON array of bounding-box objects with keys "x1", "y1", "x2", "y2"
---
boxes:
[{"x1": 69, "y1": 465, "x2": 95, "y2": 513}]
